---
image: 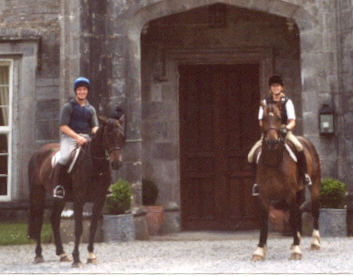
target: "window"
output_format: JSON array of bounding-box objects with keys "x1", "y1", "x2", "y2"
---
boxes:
[{"x1": 0, "y1": 60, "x2": 12, "y2": 200}]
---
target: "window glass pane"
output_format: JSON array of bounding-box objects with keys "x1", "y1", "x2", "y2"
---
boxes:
[
  {"x1": 0, "y1": 66, "x2": 9, "y2": 126},
  {"x1": 0, "y1": 134, "x2": 7, "y2": 154},
  {"x1": 0, "y1": 134, "x2": 8, "y2": 186},
  {"x1": 0, "y1": 156, "x2": 7, "y2": 175},
  {"x1": 0, "y1": 176, "x2": 7, "y2": 195}
]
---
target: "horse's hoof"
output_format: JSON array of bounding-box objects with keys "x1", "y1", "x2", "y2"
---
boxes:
[
  {"x1": 290, "y1": 253, "x2": 302, "y2": 260},
  {"x1": 310, "y1": 244, "x2": 320, "y2": 250},
  {"x1": 72, "y1": 261, "x2": 83, "y2": 268},
  {"x1": 252, "y1": 255, "x2": 264, "y2": 262},
  {"x1": 33, "y1": 256, "x2": 44, "y2": 264},
  {"x1": 87, "y1": 257, "x2": 97, "y2": 264},
  {"x1": 60, "y1": 254, "x2": 72, "y2": 262}
]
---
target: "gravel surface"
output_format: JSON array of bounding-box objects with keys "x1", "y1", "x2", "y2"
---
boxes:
[{"x1": 1, "y1": 231, "x2": 353, "y2": 274}]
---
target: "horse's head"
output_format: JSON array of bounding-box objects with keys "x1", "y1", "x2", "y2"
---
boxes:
[
  {"x1": 262, "y1": 102, "x2": 283, "y2": 150},
  {"x1": 99, "y1": 114, "x2": 125, "y2": 169}
]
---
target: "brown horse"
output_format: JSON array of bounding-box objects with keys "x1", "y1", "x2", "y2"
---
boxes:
[
  {"x1": 252, "y1": 102, "x2": 321, "y2": 261},
  {"x1": 27, "y1": 114, "x2": 125, "y2": 267}
]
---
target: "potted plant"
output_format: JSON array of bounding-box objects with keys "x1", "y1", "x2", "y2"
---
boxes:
[
  {"x1": 103, "y1": 178, "x2": 135, "y2": 242},
  {"x1": 142, "y1": 179, "x2": 165, "y2": 235},
  {"x1": 319, "y1": 177, "x2": 347, "y2": 236}
]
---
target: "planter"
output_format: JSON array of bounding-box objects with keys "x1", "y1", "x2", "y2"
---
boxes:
[
  {"x1": 103, "y1": 213, "x2": 135, "y2": 242},
  {"x1": 319, "y1": 208, "x2": 347, "y2": 237},
  {"x1": 145, "y1": 205, "x2": 165, "y2": 235}
]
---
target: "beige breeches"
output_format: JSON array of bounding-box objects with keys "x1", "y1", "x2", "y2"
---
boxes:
[
  {"x1": 247, "y1": 135, "x2": 263, "y2": 163},
  {"x1": 286, "y1": 131, "x2": 303, "y2": 151},
  {"x1": 247, "y1": 131, "x2": 303, "y2": 163}
]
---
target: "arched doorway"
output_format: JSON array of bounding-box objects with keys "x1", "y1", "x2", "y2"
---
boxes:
[{"x1": 140, "y1": 3, "x2": 301, "y2": 230}]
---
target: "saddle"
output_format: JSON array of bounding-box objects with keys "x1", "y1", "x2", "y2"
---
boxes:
[{"x1": 51, "y1": 147, "x2": 81, "y2": 173}]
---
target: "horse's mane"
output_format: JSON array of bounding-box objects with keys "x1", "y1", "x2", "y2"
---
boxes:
[{"x1": 263, "y1": 102, "x2": 281, "y2": 119}]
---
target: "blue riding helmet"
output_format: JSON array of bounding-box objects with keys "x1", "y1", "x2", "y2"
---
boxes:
[{"x1": 73, "y1": 77, "x2": 90, "y2": 91}]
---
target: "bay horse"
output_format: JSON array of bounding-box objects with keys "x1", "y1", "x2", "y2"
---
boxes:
[
  {"x1": 27, "y1": 114, "x2": 125, "y2": 267},
  {"x1": 252, "y1": 102, "x2": 321, "y2": 261}
]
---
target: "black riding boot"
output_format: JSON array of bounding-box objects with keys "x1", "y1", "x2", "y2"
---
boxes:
[
  {"x1": 297, "y1": 150, "x2": 312, "y2": 186},
  {"x1": 250, "y1": 163, "x2": 259, "y2": 196},
  {"x1": 52, "y1": 163, "x2": 66, "y2": 199},
  {"x1": 297, "y1": 150, "x2": 312, "y2": 211}
]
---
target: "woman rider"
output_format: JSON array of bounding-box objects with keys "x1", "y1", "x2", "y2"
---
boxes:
[{"x1": 248, "y1": 75, "x2": 312, "y2": 197}]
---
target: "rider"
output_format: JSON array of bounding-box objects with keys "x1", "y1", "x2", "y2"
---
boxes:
[
  {"x1": 52, "y1": 77, "x2": 99, "y2": 199},
  {"x1": 248, "y1": 75, "x2": 312, "y2": 197}
]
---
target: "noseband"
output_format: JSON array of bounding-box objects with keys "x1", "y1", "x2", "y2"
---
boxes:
[{"x1": 102, "y1": 124, "x2": 125, "y2": 159}]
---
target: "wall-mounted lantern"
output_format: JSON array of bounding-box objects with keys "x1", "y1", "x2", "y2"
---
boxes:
[{"x1": 319, "y1": 104, "x2": 334, "y2": 135}]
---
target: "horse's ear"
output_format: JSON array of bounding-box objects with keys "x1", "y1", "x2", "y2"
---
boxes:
[{"x1": 99, "y1": 115, "x2": 108, "y2": 125}]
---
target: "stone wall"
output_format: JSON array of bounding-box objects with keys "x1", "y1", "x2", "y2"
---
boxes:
[
  {"x1": 0, "y1": 0, "x2": 61, "y2": 200},
  {"x1": 336, "y1": 0, "x2": 353, "y2": 191},
  {"x1": 102, "y1": 0, "x2": 352, "y2": 232},
  {"x1": 140, "y1": 4, "x2": 301, "y2": 209}
]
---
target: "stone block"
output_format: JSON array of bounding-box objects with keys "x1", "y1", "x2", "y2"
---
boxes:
[
  {"x1": 153, "y1": 142, "x2": 177, "y2": 160},
  {"x1": 268, "y1": 0, "x2": 298, "y2": 18},
  {"x1": 59, "y1": 216, "x2": 103, "y2": 243},
  {"x1": 160, "y1": 203, "x2": 180, "y2": 234}
]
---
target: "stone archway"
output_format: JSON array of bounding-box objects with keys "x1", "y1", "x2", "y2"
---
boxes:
[{"x1": 123, "y1": 0, "x2": 318, "y2": 233}]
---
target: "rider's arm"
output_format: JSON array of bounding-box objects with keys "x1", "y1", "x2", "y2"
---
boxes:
[
  {"x1": 259, "y1": 120, "x2": 263, "y2": 127},
  {"x1": 90, "y1": 106, "x2": 99, "y2": 135},
  {"x1": 60, "y1": 125, "x2": 87, "y2": 145},
  {"x1": 286, "y1": 119, "x2": 295, "y2": 130},
  {"x1": 285, "y1": 100, "x2": 296, "y2": 131},
  {"x1": 92, "y1": 126, "x2": 99, "y2": 134}
]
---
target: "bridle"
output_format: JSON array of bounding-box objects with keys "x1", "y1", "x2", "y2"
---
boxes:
[{"x1": 84, "y1": 122, "x2": 125, "y2": 161}]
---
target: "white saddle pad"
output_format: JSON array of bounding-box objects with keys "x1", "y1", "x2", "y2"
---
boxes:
[{"x1": 51, "y1": 147, "x2": 81, "y2": 173}]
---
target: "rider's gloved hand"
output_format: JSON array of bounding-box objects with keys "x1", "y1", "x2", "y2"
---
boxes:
[
  {"x1": 77, "y1": 135, "x2": 88, "y2": 146},
  {"x1": 279, "y1": 125, "x2": 288, "y2": 137}
]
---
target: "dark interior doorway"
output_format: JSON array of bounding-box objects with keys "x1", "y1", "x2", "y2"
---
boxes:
[{"x1": 179, "y1": 64, "x2": 260, "y2": 230}]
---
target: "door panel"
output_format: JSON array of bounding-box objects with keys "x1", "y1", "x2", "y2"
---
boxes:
[{"x1": 180, "y1": 64, "x2": 260, "y2": 230}]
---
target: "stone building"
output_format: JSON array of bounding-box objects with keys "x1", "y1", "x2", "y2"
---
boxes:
[{"x1": 0, "y1": 0, "x2": 352, "y2": 236}]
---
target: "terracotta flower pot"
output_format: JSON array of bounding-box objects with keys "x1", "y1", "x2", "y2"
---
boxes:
[{"x1": 145, "y1": 205, "x2": 165, "y2": 235}]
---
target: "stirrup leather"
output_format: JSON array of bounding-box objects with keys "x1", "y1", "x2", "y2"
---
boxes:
[
  {"x1": 53, "y1": 185, "x2": 65, "y2": 199},
  {"x1": 252, "y1": 183, "x2": 259, "y2": 196}
]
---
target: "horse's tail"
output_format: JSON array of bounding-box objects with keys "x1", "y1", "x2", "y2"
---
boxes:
[{"x1": 27, "y1": 154, "x2": 46, "y2": 240}]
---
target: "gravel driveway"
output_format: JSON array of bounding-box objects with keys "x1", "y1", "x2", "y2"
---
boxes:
[{"x1": 1, "y1": 231, "x2": 352, "y2": 274}]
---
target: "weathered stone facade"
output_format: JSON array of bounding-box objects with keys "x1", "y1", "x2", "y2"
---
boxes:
[{"x1": 0, "y1": 0, "x2": 352, "y2": 235}]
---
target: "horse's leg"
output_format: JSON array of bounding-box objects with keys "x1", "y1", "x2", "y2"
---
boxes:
[
  {"x1": 289, "y1": 203, "x2": 302, "y2": 260},
  {"x1": 72, "y1": 200, "x2": 84, "y2": 268},
  {"x1": 28, "y1": 184, "x2": 45, "y2": 264},
  {"x1": 50, "y1": 200, "x2": 72, "y2": 262},
  {"x1": 311, "y1": 197, "x2": 321, "y2": 250},
  {"x1": 87, "y1": 197, "x2": 105, "y2": 264},
  {"x1": 252, "y1": 201, "x2": 268, "y2": 261}
]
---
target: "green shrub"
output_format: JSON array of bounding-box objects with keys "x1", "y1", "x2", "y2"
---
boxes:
[
  {"x1": 105, "y1": 178, "x2": 132, "y2": 215},
  {"x1": 142, "y1": 179, "x2": 159, "y2": 205},
  {"x1": 320, "y1": 177, "x2": 346, "y2": 208}
]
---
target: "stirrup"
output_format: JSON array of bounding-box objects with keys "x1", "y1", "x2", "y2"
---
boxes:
[
  {"x1": 304, "y1": 174, "x2": 312, "y2": 186},
  {"x1": 252, "y1": 183, "x2": 259, "y2": 196},
  {"x1": 53, "y1": 185, "x2": 65, "y2": 199}
]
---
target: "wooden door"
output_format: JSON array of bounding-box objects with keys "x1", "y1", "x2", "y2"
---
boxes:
[{"x1": 179, "y1": 64, "x2": 260, "y2": 230}]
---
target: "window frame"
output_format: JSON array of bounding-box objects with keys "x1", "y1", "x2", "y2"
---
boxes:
[{"x1": 0, "y1": 59, "x2": 13, "y2": 201}]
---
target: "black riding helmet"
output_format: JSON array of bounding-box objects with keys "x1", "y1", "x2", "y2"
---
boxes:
[{"x1": 268, "y1": 75, "x2": 283, "y2": 87}]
